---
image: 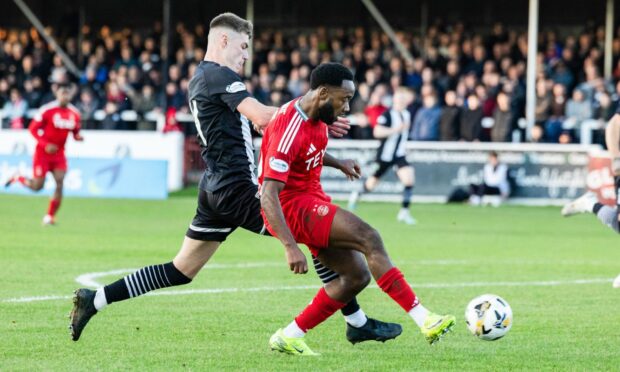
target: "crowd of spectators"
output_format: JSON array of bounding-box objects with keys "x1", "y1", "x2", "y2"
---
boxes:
[{"x1": 1, "y1": 21, "x2": 620, "y2": 144}]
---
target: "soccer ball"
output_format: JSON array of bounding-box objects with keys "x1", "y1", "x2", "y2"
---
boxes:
[{"x1": 465, "y1": 294, "x2": 512, "y2": 341}]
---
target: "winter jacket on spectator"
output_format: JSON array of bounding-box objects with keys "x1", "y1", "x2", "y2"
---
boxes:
[
  {"x1": 439, "y1": 105, "x2": 460, "y2": 141},
  {"x1": 491, "y1": 108, "x2": 513, "y2": 142},
  {"x1": 460, "y1": 107, "x2": 483, "y2": 141},
  {"x1": 411, "y1": 104, "x2": 441, "y2": 141}
]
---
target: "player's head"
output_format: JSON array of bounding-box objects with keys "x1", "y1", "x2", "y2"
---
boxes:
[
  {"x1": 208, "y1": 12, "x2": 253, "y2": 74},
  {"x1": 53, "y1": 82, "x2": 75, "y2": 107},
  {"x1": 309, "y1": 63, "x2": 355, "y2": 124},
  {"x1": 393, "y1": 86, "x2": 414, "y2": 110}
]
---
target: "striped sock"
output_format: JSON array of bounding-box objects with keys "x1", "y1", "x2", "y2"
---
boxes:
[
  {"x1": 103, "y1": 262, "x2": 191, "y2": 304},
  {"x1": 312, "y1": 256, "x2": 361, "y2": 316}
]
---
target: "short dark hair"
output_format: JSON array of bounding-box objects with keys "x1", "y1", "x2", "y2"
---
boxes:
[
  {"x1": 309, "y1": 63, "x2": 354, "y2": 90},
  {"x1": 209, "y1": 12, "x2": 253, "y2": 39}
]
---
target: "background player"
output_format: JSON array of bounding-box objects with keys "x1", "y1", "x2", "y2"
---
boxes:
[
  {"x1": 5, "y1": 82, "x2": 83, "y2": 225},
  {"x1": 69, "y1": 12, "x2": 401, "y2": 344},
  {"x1": 562, "y1": 110, "x2": 620, "y2": 288},
  {"x1": 260, "y1": 63, "x2": 455, "y2": 355},
  {"x1": 347, "y1": 87, "x2": 417, "y2": 225}
]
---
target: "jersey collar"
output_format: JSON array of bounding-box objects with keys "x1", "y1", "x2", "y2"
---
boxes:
[{"x1": 294, "y1": 99, "x2": 309, "y2": 121}]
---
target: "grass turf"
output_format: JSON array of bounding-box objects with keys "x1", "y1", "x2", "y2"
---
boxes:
[{"x1": 1, "y1": 192, "x2": 619, "y2": 371}]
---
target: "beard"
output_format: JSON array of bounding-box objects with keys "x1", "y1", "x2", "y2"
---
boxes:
[{"x1": 317, "y1": 99, "x2": 337, "y2": 124}]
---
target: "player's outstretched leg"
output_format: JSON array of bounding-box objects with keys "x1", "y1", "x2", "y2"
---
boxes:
[
  {"x1": 270, "y1": 250, "x2": 371, "y2": 355},
  {"x1": 70, "y1": 237, "x2": 218, "y2": 341},
  {"x1": 330, "y1": 208, "x2": 455, "y2": 345},
  {"x1": 561, "y1": 191, "x2": 598, "y2": 217},
  {"x1": 311, "y1": 256, "x2": 402, "y2": 344}
]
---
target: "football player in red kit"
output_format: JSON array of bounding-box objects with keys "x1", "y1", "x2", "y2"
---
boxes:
[
  {"x1": 5, "y1": 83, "x2": 83, "y2": 225},
  {"x1": 259, "y1": 63, "x2": 455, "y2": 355}
]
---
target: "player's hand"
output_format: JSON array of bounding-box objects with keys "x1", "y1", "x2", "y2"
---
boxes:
[
  {"x1": 45, "y1": 143, "x2": 58, "y2": 154},
  {"x1": 613, "y1": 156, "x2": 620, "y2": 176},
  {"x1": 252, "y1": 122, "x2": 264, "y2": 135},
  {"x1": 74, "y1": 134, "x2": 84, "y2": 141},
  {"x1": 339, "y1": 159, "x2": 362, "y2": 180},
  {"x1": 328, "y1": 117, "x2": 350, "y2": 138},
  {"x1": 285, "y1": 244, "x2": 308, "y2": 274}
]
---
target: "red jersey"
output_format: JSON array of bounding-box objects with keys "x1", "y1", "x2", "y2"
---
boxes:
[
  {"x1": 258, "y1": 98, "x2": 330, "y2": 204},
  {"x1": 29, "y1": 100, "x2": 81, "y2": 154}
]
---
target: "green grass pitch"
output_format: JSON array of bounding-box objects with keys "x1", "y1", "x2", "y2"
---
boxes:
[{"x1": 1, "y1": 192, "x2": 619, "y2": 371}]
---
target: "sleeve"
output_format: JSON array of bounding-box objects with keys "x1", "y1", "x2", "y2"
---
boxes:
[
  {"x1": 28, "y1": 109, "x2": 49, "y2": 147},
  {"x1": 261, "y1": 118, "x2": 302, "y2": 185},
  {"x1": 376, "y1": 111, "x2": 391, "y2": 127},
  {"x1": 207, "y1": 66, "x2": 251, "y2": 112}
]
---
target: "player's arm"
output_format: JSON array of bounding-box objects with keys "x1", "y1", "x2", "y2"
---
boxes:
[
  {"x1": 323, "y1": 153, "x2": 361, "y2": 181},
  {"x1": 237, "y1": 97, "x2": 351, "y2": 137},
  {"x1": 260, "y1": 179, "x2": 308, "y2": 274},
  {"x1": 28, "y1": 112, "x2": 57, "y2": 154},
  {"x1": 73, "y1": 113, "x2": 84, "y2": 141},
  {"x1": 237, "y1": 97, "x2": 278, "y2": 129},
  {"x1": 606, "y1": 114, "x2": 620, "y2": 174},
  {"x1": 373, "y1": 113, "x2": 403, "y2": 138}
]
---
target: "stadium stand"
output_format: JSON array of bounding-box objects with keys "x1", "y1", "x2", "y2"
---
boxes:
[{"x1": 0, "y1": 20, "x2": 618, "y2": 147}]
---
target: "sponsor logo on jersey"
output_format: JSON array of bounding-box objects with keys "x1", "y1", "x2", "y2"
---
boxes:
[
  {"x1": 52, "y1": 113, "x2": 77, "y2": 129},
  {"x1": 225, "y1": 81, "x2": 247, "y2": 93},
  {"x1": 306, "y1": 143, "x2": 316, "y2": 156},
  {"x1": 269, "y1": 157, "x2": 289, "y2": 172}
]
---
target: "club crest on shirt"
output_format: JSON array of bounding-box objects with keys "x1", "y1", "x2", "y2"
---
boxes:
[
  {"x1": 315, "y1": 204, "x2": 329, "y2": 217},
  {"x1": 269, "y1": 157, "x2": 289, "y2": 172},
  {"x1": 226, "y1": 81, "x2": 246, "y2": 93}
]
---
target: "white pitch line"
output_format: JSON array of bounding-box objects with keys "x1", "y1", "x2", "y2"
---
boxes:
[
  {"x1": 74, "y1": 259, "x2": 620, "y2": 288},
  {"x1": 1, "y1": 278, "x2": 612, "y2": 304}
]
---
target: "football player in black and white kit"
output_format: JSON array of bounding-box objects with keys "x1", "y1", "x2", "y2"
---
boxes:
[
  {"x1": 70, "y1": 12, "x2": 402, "y2": 343},
  {"x1": 562, "y1": 104, "x2": 620, "y2": 288},
  {"x1": 348, "y1": 87, "x2": 417, "y2": 225}
]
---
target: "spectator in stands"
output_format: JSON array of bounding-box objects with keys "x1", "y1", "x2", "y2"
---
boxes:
[
  {"x1": 348, "y1": 82, "x2": 372, "y2": 139},
  {"x1": 2, "y1": 88, "x2": 28, "y2": 129},
  {"x1": 491, "y1": 91, "x2": 513, "y2": 142},
  {"x1": 75, "y1": 88, "x2": 100, "y2": 129},
  {"x1": 594, "y1": 91, "x2": 614, "y2": 121},
  {"x1": 469, "y1": 151, "x2": 511, "y2": 206},
  {"x1": 411, "y1": 90, "x2": 441, "y2": 141},
  {"x1": 439, "y1": 90, "x2": 460, "y2": 141},
  {"x1": 100, "y1": 102, "x2": 126, "y2": 130},
  {"x1": 535, "y1": 79, "x2": 551, "y2": 126},
  {"x1": 565, "y1": 88, "x2": 593, "y2": 141},
  {"x1": 22, "y1": 78, "x2": 42, "y2": 108},
  {"x1": 364, "y1": 84, "x2": 388, "y2": 129},
  {"x1": 459, "y1": 94, "x2": 484, "y2": 141}
]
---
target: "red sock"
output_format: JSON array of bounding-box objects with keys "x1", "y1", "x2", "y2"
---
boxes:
[
  {"x1": 47, "y1": 198, "x2": 61, "y2": 217},
  {"x1": 294, "y1": 287, "x2": 346, "y2": 332},
  {"x1": 377, "y1": 267, "x2": 419, "y2": 312},
  {"x1": 16, "y1": 176, "x2": 27, "y2": 186}
]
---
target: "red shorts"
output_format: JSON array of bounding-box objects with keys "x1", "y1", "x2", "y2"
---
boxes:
[
  {"x1": 33, "y1": 150, "x2": 67, "y2": 179},
  {"x1": 265, "y1": 194, "x2": 339, "y2": 257}
]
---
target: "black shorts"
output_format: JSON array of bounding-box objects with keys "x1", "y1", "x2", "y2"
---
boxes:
[
  {"x1": 373, "y1": 156, "x2": 410, "y2": 178},
  {"x1": 185, "y1": 181, "x2": 268, "y2": 242}
]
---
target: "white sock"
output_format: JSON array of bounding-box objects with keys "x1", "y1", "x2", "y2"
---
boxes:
[
  {"x1": 344, "y1": 309, "x2": 367, "y2": 328},
  {"x1": 282, "y1": 320, "x2": 305, "y2": 338},
  {"x1": 93, "y1": 288, "x2": 108, "y2": 311},
  {"x1": 408, "y1": 304, "x2": 429, "y2": 328}
]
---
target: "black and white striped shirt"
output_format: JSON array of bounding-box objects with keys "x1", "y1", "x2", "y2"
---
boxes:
[{"x1": 376, "y1": 109, "x2": 410, "y2": 162}]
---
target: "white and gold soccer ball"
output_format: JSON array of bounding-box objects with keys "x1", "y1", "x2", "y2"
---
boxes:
[{"x1": 465, "y1": 294, "x2": 512, "y2": 341}]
